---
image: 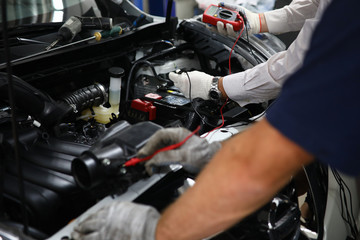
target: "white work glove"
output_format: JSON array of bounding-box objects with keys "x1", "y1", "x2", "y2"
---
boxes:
[
  {"x1": 169, "y1": 70, "x2": 214, "y2": 100},
  {"x1": 71, "y1": 201, "x2": 160, "y2": 240},
  {"x1": 137, "y1": 127, "x2": 222, "y2": 175},
  {"x1": 216, "y1": 3, "x2": 261, "y2": 36}
]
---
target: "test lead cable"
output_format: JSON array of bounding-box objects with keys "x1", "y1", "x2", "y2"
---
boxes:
[{"x1": 228, "y1": 22, "x2": 245, "y2": 74}]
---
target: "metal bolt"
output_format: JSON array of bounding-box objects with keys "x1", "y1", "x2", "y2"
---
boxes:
[
  {"x1": 119, "y1": 167, "x2": 127, "y2": 174},
  {"x1": 102, "y1": 158, "x2": 111, "y2": 166}
]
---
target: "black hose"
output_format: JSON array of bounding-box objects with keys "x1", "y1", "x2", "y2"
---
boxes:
[
  {"x1": 125, "y1": 60, "x2": 159, "y2": 103},
  {"x1": 62, "y1": 83, "x2": 107, "y2": 113}
]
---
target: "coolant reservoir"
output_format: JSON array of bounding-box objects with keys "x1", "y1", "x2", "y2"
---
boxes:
[
  {"x1": 81, "y1": 103, "x2": 119, "y2": 124},
  {"x1": 91, "y1": 104, "x2": 119, "y2": 124},
  {"x1": 81, "y1": 67, "x2": 125, "y2": 124}
]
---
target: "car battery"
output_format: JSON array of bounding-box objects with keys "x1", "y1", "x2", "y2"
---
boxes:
[{"x1": 127, "y1": 99, "x2": 156, "y2": 121}]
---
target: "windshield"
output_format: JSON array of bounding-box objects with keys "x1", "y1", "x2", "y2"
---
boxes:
[{"x1": 1, "y1": 0, "x2": 101, "y2": 27}]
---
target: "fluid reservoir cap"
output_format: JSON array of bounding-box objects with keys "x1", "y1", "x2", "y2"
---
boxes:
[{"x1": 109, "y1": 67, "x2": 125, "y2": 78}]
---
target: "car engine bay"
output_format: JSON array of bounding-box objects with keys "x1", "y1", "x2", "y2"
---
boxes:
[{"x1": 0, "y1": 1, "x2": 331, "y2": 239}]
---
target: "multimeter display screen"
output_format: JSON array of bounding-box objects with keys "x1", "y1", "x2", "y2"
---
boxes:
[
  {"x1": 206, "y1": 5, "x2": 218, "y2": 16},
  {"x1": 203, "y1": 4, "x2": 244, "y2": 31}
]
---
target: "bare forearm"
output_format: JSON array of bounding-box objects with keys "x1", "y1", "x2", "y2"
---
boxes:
[{"x1": 156, "y1": 119, "x2": 313, "y2": 240}]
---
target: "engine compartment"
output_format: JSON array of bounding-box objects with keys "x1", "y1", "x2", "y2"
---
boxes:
[{"x1": 1, "y1": 1, "x2": 326, "y2": 239}]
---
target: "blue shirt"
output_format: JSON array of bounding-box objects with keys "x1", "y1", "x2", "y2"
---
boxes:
[{"x1": 266, "y1": 0, "x2": 360, "y2": 176}]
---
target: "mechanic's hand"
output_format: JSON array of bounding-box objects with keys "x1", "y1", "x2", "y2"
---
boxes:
[
  {"x1": 137, "y1": 127, "x2": 222, "y2": 175},
  {"x1": 216, "y1": 21, "x2": 239, "y2": 38},
  {"x1": 169, "y1": 70, "x2": 214, "y2": 100},
  {"x1": 71, "y1": 201, "x2": 160, "y2": 240},
  {"x1": 217, "y1": 3, "x2": 261, "y2": 36}
]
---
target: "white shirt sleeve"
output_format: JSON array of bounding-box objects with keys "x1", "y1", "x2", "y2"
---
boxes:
[
  {"x1": 223, "y1": 20, "x2": 315, "y2": 106},
  {"x1": 223, "y1": 0, "x2": 331, "y2": 107},
  {"x1": 265, "y1": 0, "x2": 320, "y2": 34}
]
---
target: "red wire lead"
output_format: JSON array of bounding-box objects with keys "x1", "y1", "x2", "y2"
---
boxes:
[{"x1": 123, "y1": 126, "x2": 201, "y2": 167}]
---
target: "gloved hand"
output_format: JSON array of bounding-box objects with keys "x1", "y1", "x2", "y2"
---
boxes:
[
  {"x1": 169, "y1": 70, "x2": 214, "y2": 100},
  {"x1": 216, "y1": 3, "x2": 261, "y2": 36},
  {"x1": 71, "y1": 201, "x2": 160, "y2": 240},
  {"x1": 137, "y1": 127, "x2": 222, "y2": 175}
]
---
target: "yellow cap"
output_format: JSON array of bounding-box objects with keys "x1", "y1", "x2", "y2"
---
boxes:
[{"x1": 94, "y1": 32, "x2": 102, "y2": 41}]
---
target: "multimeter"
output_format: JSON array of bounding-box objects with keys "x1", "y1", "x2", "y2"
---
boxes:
[{"x1": 202, "y1": 4, "x2": 244, "y2": 32}]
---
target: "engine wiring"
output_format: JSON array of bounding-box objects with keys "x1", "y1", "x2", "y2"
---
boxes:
[
  {"x1": 184, "y1": 70, "x2": 229, "y2": 130},
  {"x1": 125, "y1": 60, "x2": 169, "y2": 103},
  {"x1": 331, "y1": 167, "x2": 359, "y2": 239},
  {"x1": 200, "y1": 98, "x2": 228, "y2": 138}
]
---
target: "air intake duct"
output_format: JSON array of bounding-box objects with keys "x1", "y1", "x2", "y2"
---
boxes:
[
  {"x1": 72, "y1": 120, "x2": 162, "y2": 189},
  {"x1": 0, "y1": 73, "x2": 72, "y2": 128}
]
